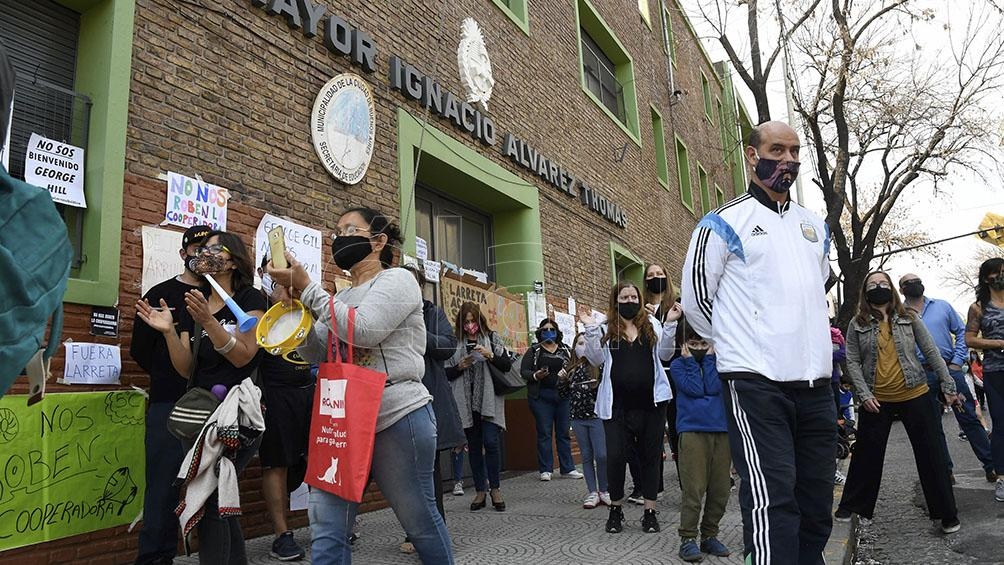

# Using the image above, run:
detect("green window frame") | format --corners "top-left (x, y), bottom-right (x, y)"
top-left (661, 5), bottom-right (676, 64)
top-left (55, 0), bottom-right (135, 306)
top-left (651, 105), bottom-right (669, 188)
top-left (609, 241), bottom-right (645, 288)
top-left (701, 71), bottom-right (713, 122)
top-left (575, 0), bottom-right (641, 144)
top-left (697, 163), bottom-right (710, 214)
top-left (715, 183), bottom-right (725, 207)
top-left (490, 0), bottom-right (529, 35)
top-left (638, 0), bottom-right (652, 29)
top-left (675, 135), bottom-right (693, 213)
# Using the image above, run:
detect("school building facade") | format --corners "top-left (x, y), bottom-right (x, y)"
top-left (1, 0), bottom-right (751, 561)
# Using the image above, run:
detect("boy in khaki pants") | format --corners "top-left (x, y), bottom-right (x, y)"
top-left (670, 322), bottom-right (731, 562)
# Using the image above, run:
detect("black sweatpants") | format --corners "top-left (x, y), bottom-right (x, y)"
top-left (604, 403), bottom-right (666, 502)
top-left (837, 393), bottom-right (956, 521)
top-left (723, 375), bottom-right (836, 565)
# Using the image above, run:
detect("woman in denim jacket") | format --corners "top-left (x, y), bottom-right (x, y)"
top-left (835, 271), bottom-right (964, 534)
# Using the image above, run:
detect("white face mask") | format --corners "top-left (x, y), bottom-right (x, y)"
top-left (260, 273), bottom-right (275, 297)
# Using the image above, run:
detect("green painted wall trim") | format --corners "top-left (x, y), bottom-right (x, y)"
top-left (675, 134), bottom-right (694, 215)
top-left (491, 0), bottom-right (530, 36)
top-left (608, 241), bottom-right (644, 288)
top-left (59, 0), bottom-right (134, 306)
top-left (574, 0), bottom-right (642, 146)
top-left (396, 108), bottom-right (544, 295)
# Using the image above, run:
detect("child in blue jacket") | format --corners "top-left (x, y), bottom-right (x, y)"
top-left (669, 321), bottom-right (731, 562)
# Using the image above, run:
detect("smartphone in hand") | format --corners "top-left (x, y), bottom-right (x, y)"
top-left (268, 226), bottom-right (287, 269)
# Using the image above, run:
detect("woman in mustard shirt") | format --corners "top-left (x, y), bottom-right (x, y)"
top-left (835, 271), bottom-right (963, 534)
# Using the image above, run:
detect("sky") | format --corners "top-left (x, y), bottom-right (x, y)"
top-left (680, 0), bottom-right (1004, 316)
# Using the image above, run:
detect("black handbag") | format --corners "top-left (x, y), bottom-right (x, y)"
top-left (167, 321), bottom-right (219, 441)
top-left (487, 334), bottom-right (525, 396)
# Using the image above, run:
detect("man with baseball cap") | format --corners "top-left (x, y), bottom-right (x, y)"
top-left (131, 225), bottom-right (210, 564)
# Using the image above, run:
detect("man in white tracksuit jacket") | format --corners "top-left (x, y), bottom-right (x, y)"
top-left (681, 121), bottom-right (836, 565)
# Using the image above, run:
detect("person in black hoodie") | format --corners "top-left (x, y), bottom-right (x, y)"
top-left (130, 225), bottom-right (209, 565)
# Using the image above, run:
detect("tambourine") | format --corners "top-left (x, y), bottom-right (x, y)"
top-left (256, 300), bottom-right (312, 356)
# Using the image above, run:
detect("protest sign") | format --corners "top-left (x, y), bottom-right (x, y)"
top-left (0, 391), bottom-right (146, 550)
top-left (415, 237), bottom-right (428, 261)
top-left (553, 311), bottom-right (576, 348)
top-left (440, 272), bottom-right (528, 353)
top-left (24, 133), bottom-right (86, 208)
top-left (63, 344), bottom-right (121, 385)
top-left (140, 226), bottom-right (184, 296)
top-left (254, 214), bottom-right (322, 283)
top-left (163, 172), bottom-right (228, 230)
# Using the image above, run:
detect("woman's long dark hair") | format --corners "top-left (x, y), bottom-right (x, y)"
top-left (854, 270), bottom-right (910, 326)
top-left (603, 281), bottom-right (657, 346)
top-left (976, 258), bottom-right (1004, 308)
top-left (205, 230), bottom-right (254, 293)
top-left (342, 207), bottom-right (403, 268)
top-left (643, 263), bottom-right (675, 318)
top-left (454, 301), bottom-right (492, 339)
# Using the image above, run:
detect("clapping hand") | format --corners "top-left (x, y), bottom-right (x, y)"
top-left (184, 290), bottom-right (215, 326)
top-left (136, 298), bottom-right (175, 334)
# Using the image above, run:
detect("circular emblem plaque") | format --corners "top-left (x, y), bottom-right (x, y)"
top-left (311, 74), bottom-right (376, 185)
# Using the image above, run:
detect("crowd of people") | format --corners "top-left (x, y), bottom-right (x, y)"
top-left (127, 121), bottom-right (1002, 565)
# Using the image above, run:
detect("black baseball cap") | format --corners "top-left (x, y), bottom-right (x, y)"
top-left (182, 225), bottom-right (211, 249)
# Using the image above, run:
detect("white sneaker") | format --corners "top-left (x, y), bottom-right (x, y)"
top-left (583, 492), bottom-right (600, 509)
top-left (452, 482), bottom-right (464, 496)
top-left (996, 478), bottom-right (1004, 502)
top-left (540, 472), bottom-right (552, 481)
top-left (562, 470), bottom-right (584, 479)
top-left (834, 470), bottom-right (846, 485)
top-left (599, 492), bottom-right (612, 506)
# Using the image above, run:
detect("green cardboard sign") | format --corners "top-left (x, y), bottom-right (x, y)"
top-left (0, 391), bottom-right (146, 550)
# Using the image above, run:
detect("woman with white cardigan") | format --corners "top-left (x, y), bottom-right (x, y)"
top-left (580, 281), bottom-right (680, 534)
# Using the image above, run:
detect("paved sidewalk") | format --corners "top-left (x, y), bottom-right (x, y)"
top-left (178, 455), bottom-right (854, 564)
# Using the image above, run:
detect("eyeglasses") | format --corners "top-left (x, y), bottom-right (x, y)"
top-left (196, 244), bottom-right (231, 256)
top-left (332, 225), bottom-right (372, 238)
top-left (865, 281), bottom-right (891, 291)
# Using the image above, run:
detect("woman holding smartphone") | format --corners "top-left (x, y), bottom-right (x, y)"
top-left (446, 302), bottom-right (513, 511)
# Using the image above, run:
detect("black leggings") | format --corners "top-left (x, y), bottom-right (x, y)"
top-left (605, 404), bottom-right (666, 502)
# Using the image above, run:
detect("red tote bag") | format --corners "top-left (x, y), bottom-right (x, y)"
top-left (305, 301), bottom-right (386, 502)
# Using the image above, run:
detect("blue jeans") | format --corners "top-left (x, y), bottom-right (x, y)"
top-left (452, 449), bottom-right (465, 482)
top-left (135, 402), bottom-right (185, 565)
top-left (571, 418), bottom-right (607, 493)
top-left (465, 415), bottom-right (502, 491)
top-left (926, 367), bottom-right (994, 473)
top-left (983, 371), bottom-right (1004, 473)
top-left (308, 404), bottom-right (452, 565)
top-left (527, 388), bottom-right (575, 474)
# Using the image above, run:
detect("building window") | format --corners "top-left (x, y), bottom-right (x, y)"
top-left (661, 5), bottom-right (676, 64)
top-left (576, 0), bottom-right (641, 143)
top-left (609, 241), bottom-right (644, 288)
top-left (698, 163), bottom-right (711, 215)
top-left (638, 0), bottom-right (651, 29)
top-left (716, 184), bottom-right (725, 207)
top-left (491, 0), bottom-right (529, 35)
top-left (675, 135), bottom-right (693, 213)
top-left (651, 106), bottom-right (669, 188)
top-left (701, 72), bottom-right (713, 121)
top-left (3, 0), bottom-right (134, 306)
top-left (415, 187), bottom-right (495, 303)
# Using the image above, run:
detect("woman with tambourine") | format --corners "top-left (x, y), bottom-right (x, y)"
top-left (267, 207), bottom-right (453, 565)
top-left (135, 230), bottom-right (266, 564)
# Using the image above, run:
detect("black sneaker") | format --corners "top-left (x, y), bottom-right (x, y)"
top-left (626, 490), bottom-right (644, 505)
top-left (941, 517), bottom-right (961, 534)
top-left (605, 505), bottom-right (625, 533)
top-left (271, 530), bottom-right (305, 561)
top-left (641, 509), bottom-right (660, 533)
top-left (834, 507), bottom-right (852, 522)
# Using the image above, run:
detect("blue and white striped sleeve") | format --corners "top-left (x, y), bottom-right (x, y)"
top-left (681, 214), bottom-right (735, 341)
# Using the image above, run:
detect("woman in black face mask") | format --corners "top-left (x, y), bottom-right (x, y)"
top-left (643, 263), bottom-right (683, 465)
top-left (520, 319), bottom-right (578, 482)
top-left (579, 281), bottom-right (677, 535)
top-left (267, 207), bottom-right (455, 565)
top-left (835, 270), bottom-right (963, 535)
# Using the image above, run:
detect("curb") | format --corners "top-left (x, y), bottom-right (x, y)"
top-left (824, 458), bottom-right (857, 565)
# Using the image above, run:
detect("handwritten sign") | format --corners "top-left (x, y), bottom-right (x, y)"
top-left (62, 344), bottom-right (121, 385)
top-left (423, 259), bottom-right (441, 283)
top-left (0, 391), bottom-right (146, 550)
top-left (553, 311), bottom-right (576, 347)
top-left (24, 133), bottom-right (86, 208)
top-left (254, 214), bottom-right (323, 284)
top-left (415, 237), bottom-right (428, 261)
top-left (440, 272), bottom-right (528, 353)
top-left (164, 172), bottom-right (228, 231)
top-left (141, 226), bottom-right (184, 297)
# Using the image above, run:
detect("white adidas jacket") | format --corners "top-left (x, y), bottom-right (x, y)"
top-left (681, 186), bottom-right (832, 383)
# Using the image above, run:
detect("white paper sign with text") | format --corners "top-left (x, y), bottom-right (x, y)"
top-left (255, 214), bottom-right (323, 284)
top-left (25, 133), bottom-right (86, 208)
top-left (63, 343), bottom-right (121, 385)
top-left (141, 226), bottom-right (184, 296)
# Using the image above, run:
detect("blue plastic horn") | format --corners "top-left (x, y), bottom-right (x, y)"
top-left (204, 274), bottom-right (259, 333)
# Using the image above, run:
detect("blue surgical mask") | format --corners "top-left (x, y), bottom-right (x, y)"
top-left (540, 329), bottom-right (557, 343)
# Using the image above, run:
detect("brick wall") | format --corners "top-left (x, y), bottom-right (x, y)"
top-left (5, 0), bottom-right (740, 560)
